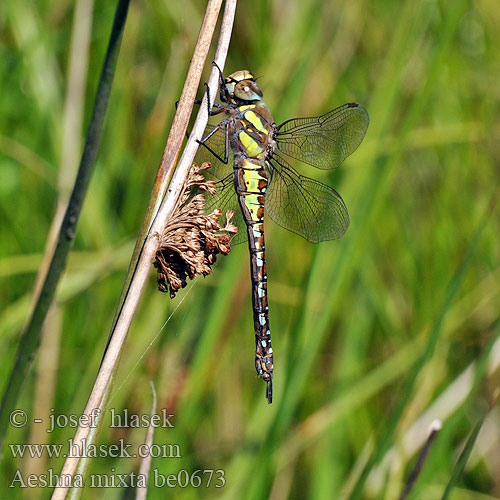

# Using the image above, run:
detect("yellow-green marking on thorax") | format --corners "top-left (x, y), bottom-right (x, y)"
top-left (238, 130), bottom-right (264, 158)
top-left (244, 110), bottom-right (269, 135)
top-left (239, 104), bottom-right (256, 112)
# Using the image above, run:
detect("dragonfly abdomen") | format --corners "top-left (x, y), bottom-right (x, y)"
top-left (234, 158), bottom-right (274, 402)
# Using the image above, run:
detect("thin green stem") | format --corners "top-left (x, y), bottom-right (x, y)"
top-left (0, 0), bottom-right (130, 452)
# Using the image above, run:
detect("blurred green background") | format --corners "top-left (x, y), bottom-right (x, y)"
top-left (1, 0), bottom-right (499, 498)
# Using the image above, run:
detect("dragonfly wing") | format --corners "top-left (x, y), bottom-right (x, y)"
top-left (194, 123), bottom-right (234, 182)
top-left (265, 153), bottom-right (349, 243)
top-left (204, 173), bottom-right (248, 246)
top-left (194, 124), bottom-right (247, 245)
top-left (275, 103), bottom-right (369, 170)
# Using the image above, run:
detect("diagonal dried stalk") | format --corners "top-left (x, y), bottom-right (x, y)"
top-left (51, 1), bottom-right (237, 498)
top-left (154, 162), bottom-right (237, 298)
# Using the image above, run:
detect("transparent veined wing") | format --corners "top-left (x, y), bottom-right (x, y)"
top-left (194, 123), bottom-right (248, 245)
top-left (265, 153), bottom-right (349, 243)
top-left (194, 123), bottom-right (233, 182)
top-left (275, 103), bottom-right (369, 170)
top-left (203, 172), bottom-right (248, 246)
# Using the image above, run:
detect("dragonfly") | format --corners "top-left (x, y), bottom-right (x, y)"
top-left (195, 67), bottom-right (369, 403)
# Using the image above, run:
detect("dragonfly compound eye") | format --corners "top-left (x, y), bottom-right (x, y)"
top-left (234, 80), bottom-right (263, 101)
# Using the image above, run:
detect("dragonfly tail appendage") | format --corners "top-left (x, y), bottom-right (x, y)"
top-left (266, 377), bottom-right (273, 404)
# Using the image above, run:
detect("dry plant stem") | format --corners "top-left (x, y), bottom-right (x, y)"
top-left (135, 382), bottom-right (157, 500)
top-left (110, 0), bottom-right (231, 329)
top-left (51, 1), bottom-right (236, 497)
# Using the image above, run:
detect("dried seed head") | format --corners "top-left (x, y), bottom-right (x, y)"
top-left (154, 162), bottom-right (238, 298)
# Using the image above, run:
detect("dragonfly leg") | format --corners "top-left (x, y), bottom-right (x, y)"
top-left (182, 97), bottom-right (226, 142)
top-left (197, 121), bottom-right (230, 164)
top-left (199, 82), bottom-right (226, 117)
top-left (204, 82), bottom-right (212, 115)
top-left (211, 61), bottom-right (228, 103)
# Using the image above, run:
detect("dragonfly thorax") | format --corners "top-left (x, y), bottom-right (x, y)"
top-left (224, 70), bottom-right (263, 104)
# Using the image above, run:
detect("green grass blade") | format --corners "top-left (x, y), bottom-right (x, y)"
top-left (348, 187), bottom-right (498, 500)
top-left (440, 417), bottom-right (485, 500)
top-left (0, 0), bottom-right (130, 451)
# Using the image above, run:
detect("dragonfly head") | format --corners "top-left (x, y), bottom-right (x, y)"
top-left (223, 70), bottom-right (263, 104)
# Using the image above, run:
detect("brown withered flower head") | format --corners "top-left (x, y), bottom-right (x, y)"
top-left (154, 162), bottom-right (238, 298)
